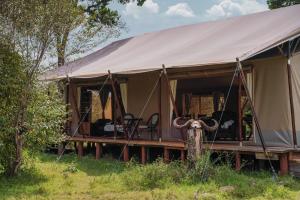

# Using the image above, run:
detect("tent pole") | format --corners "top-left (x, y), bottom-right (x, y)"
top-left (158, 75), bottom-right (162, 141)
top-left (162, 65), bottom-right (179, 117)
top-left (287, 41), bottom-right (297, 147)
top-left (108, 71), bottom-right (126, 139)
top-left (163, 65), bottom-right (185, 140)
top-left (238, 73), bottom-right (243, 142)
top-left (236, 58), bottom-right (267, 152)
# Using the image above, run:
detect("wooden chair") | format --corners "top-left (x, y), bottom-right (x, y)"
top-left (139, 113), bottom-right (159, 140)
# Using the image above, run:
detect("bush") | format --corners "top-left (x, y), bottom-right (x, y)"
top-left (122, 152), bottom-right (218, 190)
top-left (122, 158), bottom-right (185, 190)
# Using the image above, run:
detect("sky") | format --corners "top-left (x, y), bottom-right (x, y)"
top-left (106, 0), bottom-right (269, 44)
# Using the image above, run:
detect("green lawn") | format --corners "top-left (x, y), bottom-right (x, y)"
top-left (1, 153), bottom-right (300, 200)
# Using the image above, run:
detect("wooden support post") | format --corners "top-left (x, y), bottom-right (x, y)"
top-left (77, 142), bottom-right (83, 158)
top-left (279, 153), bottom-right (289, 176)
top-left (235, 152), bottom-right (241, 171)
top-left (238, 73), bottom-right (243, 141)
top-left (158, 75), bottom-right (162, 141)
top-left (123, 145), bottom-right (129, 162)
top-left (108, 71), bottom-right (126, 138)
top-left (180, 150), bottom-right (185, 161)
top-left (164, 147), bottom-right (170, 163)
top-left (95, 143), bottom-right (102, 160)
top-left (287, 56), bottom-right (297, 146)
top-left (141, 146), bottom-right (146, 164)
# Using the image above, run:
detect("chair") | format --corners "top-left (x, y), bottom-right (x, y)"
top-left (139, 113), bottom-right (159, 140)
top-left (205, 111), bottom-right (236, 141)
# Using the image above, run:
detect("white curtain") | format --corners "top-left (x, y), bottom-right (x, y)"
top-left (120, 83), bottom-right (128, 112)
top-left (246, 72), bottom-right (253, 98)
top-left (169, 80), bottom-right (177, 125)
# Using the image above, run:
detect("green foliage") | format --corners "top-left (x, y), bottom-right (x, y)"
top-left (1, 153), bottom-right (300, 199)
top-left (123, 158), bottom-right (185, 190)
top-left (267, 0), bottom-right (300, 9)
top-left (0, 44), bottom-right (66, 175)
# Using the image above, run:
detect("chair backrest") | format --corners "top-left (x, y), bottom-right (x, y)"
top-left (147, 113), bottom-right (159, 128)
top-left (124, 113), bottom-right (134, 125)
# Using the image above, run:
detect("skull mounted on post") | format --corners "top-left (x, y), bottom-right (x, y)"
top-left (173, 117), bottom-right (218, 167)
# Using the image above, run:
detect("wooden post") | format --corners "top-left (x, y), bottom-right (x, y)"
top-left (77, 142), bottom-right (83, 158)
top-left (95, 143), bottom-right (102, 160)
top-left (279, 153), bottom-right (289, 176)
top-left (141, 146), bottom-right (146, 164)
top-left (238, 73), bottom-right (243, 141)
top-left (180, 150), bottom-right (185, 161)
top-left (287, 56), bottom-right (297, 146)
top-left (235, 152), bottom-right (241, 171)
top-left (158, 75), bottom-right (162, 140)
top-left (164, 147), bottom-right (170, 163)
top-left (123, 145), bottom-right (129, 162)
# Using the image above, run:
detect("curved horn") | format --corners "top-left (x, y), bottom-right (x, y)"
top-left (173, 117), bottom-right (194, 129)
top-left (198, 119), bottom-right (219, 132)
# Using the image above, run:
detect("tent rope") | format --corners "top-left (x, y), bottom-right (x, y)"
top-left (56, 75), bottom-right (110, 161)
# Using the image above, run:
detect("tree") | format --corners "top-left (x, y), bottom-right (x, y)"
top-left (0, 1), bottom-right (68, 176)
top-left (267, 0), bottom-right (300, 9)
top-left (53, 0), bottom-right (146, 67)
top-left (0, 44), bottom-right (66, 176)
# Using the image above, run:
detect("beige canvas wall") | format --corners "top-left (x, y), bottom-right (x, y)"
top-left (127, 72), bottom-right (160, 124)
top-left (253, 56), bottom-right (293, 147)
top-left (291, 52), bottom-right (300, 147)
top-left (126, 71), bottom-right (181, 140)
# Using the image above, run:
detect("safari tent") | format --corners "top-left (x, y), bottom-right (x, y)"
top-left (43, 5), bottom-right (300, 175)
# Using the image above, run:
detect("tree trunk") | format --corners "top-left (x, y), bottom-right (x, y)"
top-left (56, 30), bottom-right (70, 67)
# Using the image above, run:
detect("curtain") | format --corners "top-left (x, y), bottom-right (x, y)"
top-left (169, 80), bottom-right (177, 125)
top-left (247, 72), bottom-right (253, 99)
top-left (120, 83), bottom-right (127, 113)
top-left (99, 89), bottom-right (110, 119)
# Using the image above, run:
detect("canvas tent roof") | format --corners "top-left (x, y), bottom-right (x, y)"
top-left (43, 5), bottom-right (300, 80)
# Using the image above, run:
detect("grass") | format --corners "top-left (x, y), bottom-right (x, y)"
top-left (1, 153), bottom-right (300, 200)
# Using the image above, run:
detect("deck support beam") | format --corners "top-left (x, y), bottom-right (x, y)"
top-left (77, 142), bottom-right (83, 158)
top-left (279, 153), bottom-right (289, 176)
top-left (141, 146), bottom-right (147, 164)
top-left (235, 152), bottom-right (241, 171)
top-left (180, 150), bottom-right (185, 161)
top-left (123, 145), bottom-right (129, 162)
top-left (164, 147), bottom-right (170, 163)
top-left (95, 143), bottom-right (102, 160)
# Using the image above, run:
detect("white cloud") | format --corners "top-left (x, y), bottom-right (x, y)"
top-left (166, 3), bottom-right (195, 18)
top-left (124, 0), bottom-right (159, 19)
top-left (206, 0), bottom-right (268, 19)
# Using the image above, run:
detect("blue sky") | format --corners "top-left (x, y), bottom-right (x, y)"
top-left (109, 0), bottom-right (268, 41)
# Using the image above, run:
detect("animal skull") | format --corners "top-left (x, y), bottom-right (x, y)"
top-left (173, 117), bottom-right (219, 164)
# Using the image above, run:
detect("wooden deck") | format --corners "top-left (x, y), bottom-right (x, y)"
top-left (67, 136), bottom-right (293, 153)
top-left (65, 136), bottom-right (299, 175)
